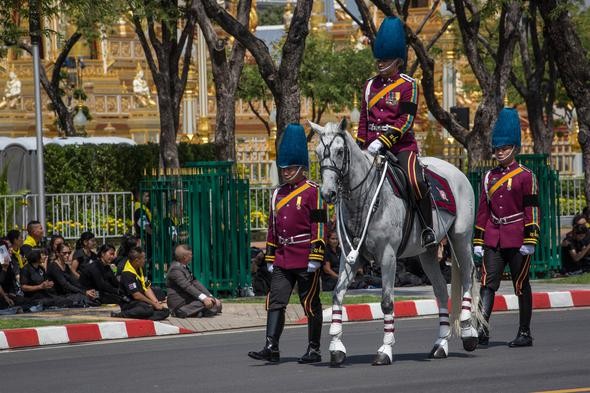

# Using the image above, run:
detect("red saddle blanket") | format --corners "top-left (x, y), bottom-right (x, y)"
top-left (385, 165), bottom-right (456, 216)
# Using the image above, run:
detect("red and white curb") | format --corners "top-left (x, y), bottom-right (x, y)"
top-left (297, 290), bottom-right (590, 324)
top-left (0, 320), bottom-right (194, 350)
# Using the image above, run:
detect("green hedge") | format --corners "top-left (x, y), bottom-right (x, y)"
top-left (44, 143), bottom-right (215, 193)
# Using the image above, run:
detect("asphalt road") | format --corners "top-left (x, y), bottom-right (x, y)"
top-left (1, 309), bottom-right (589, 393)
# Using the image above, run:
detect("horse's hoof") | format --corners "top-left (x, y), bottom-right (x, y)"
top-left (428, 344), bottom-right (448, 359)
top-left (330, 350), bottom-right (346, 367)
top-left (462, 336), bottom-right (478, 352)
top-left (371, 352), bottom-right (392, 366)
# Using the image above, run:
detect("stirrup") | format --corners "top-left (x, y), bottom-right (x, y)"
top-left (421, 228), bottom-right (436, 248)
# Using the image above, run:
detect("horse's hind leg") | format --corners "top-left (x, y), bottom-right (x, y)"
top-left (329, 254), bottom-right (359, 367)
top-left (418, 247), bottom-right (451, 359)
top-left (372, 245), bottom-right (396, 366)
top-left (448, 232), bottom-right (479, 351)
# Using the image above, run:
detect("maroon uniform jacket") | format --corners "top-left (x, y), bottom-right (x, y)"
top-left (474, 161), bottom-right (540, 249)
top-left (265, 178), bottom-right (327, 270)
top-left (356, 73), bottom-right (419, 154)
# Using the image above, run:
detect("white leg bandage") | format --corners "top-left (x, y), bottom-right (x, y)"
top-left (438, 308), bottom-right (451, 339)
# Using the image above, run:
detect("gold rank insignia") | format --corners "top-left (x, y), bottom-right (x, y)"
top-left (296, 196), bottom-right (302, 210)
top-left (507, 178), bottom-right (512, 191)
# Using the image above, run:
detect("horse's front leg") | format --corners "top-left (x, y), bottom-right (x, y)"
top-left (329, 253), bottom-right (359, 367)
top-left (372, 245), bottom-right (396, 366)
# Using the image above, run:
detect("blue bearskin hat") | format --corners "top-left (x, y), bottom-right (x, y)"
top-left (491, 108), bottom-right (521, 149)
top-left (372, 16), bottom-right (407, 62)
top-left (277, 123), bottom-right (309, 169)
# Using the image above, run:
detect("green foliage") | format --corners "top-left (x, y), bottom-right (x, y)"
top-left (258, 4), bottom-right (284, 26)
top-left (44, 143), bottom-right (215, 193)
top-left (300, 33), bottom-right (374, 121)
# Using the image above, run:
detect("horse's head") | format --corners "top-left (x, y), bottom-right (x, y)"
top-left (309, 119), bottom-right (349, 204)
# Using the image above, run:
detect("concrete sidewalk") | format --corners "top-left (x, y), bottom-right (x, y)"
top-left (1, 281), bottom-right (589, 350)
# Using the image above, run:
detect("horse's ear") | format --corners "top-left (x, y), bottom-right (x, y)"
top-left (308, 121), bottom-right (324, 135)
top-left (337, 118), bottom-right (347, 134)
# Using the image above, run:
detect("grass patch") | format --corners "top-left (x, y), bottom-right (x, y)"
top-left (225, 293), bottom-right (416, 305)
top-left (0, 319), bottom-right (101, 330)
top-left (539, 273), bottom-right (590, 285)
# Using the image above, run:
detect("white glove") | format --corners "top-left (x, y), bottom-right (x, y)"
top-left (473, 246), bottom-right (484, 258)
top-left (307, 260), bottom-right (321, 273)
top-left (367, 139), bottom-right (384, 155)
top-left (267, 263), bottom-right (274, 273)
top-left (519, 244), bottom-right (535, 255)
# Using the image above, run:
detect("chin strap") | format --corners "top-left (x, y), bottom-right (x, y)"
top-left (283, 166), bottom-right (303, 182)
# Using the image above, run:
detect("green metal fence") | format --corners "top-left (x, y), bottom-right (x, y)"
top-left (467, 154), bottom-right (561, 278)
top-left (140, 162), bottom-right (251, 296)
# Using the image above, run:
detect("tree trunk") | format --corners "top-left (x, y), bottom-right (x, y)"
top-left (538, 0), bottom-right (590, 201)
top-left (214, 88), bottom-right (237, 161)
top-left (526, 96), bottom-right (553, 155)
top-left (158, 85), bottom-right (180, 168)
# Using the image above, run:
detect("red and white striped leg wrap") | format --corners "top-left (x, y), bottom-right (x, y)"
top-left (438, 308), bottom-right (451, 338)
top-left (383, 314), bottom-right (395, 345)
top-left (331, 308), bottom-right (343, 325)
top-left (460, 293), bottom-right (473, 322)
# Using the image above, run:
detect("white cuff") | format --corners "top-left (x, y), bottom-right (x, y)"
top-left (198, 294), bottom-right (208, 301)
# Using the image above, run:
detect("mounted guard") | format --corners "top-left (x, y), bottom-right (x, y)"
top-left (473, 108), bottom-right (540, 347)
top-left (248, 123), bottom-right (327, 364)
top-left (356, 16), bottom-right (435, 247)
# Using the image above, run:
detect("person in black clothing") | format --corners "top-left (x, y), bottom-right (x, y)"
top-left (322, 231), bottom-right (341, 292)
top-left (47, 243), bottom-right (99, 306)
top-left (250, 247), bottom-right (271, 296)
top-left (20, 249), bottom-right (73, 308)
top-left (115, 234), bottom-right (141, 277)
top-left (72, 231), bottom-right (97, 279)
top-left (115, 247), bottom-right (169, 320)
top-left (561, 224), bottom-right (590, 274)
top-left (80, 244), bottom-right (122, 305)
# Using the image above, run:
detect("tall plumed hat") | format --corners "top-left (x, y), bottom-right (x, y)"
top-left (491, 108), bottom-right (521, 149)
top-left (372, 16), bottom-right (407, 62)
top-left (277, 123), bottom-right (309, 168)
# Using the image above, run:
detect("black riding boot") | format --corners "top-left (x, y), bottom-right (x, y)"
top-left (478, 286), bottom-right (495, 346)
top-left (298, 312), bottom-right (322, 364)
top-left (509, 290), bottom-right (533, 347)
top-left (248, 309), bottom-right (285, 362)
top-left (418, 196), bottom-right (436, 247)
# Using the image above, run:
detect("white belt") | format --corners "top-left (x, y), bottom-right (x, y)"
top-left (278, 233), bottom-right (311, 245)
top-left (491, 212), bottom-right (523, 225)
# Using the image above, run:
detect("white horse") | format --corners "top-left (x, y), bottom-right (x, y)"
top-left (310, 120), bottom-right (482, 366)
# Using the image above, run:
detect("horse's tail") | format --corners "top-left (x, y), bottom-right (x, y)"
top-left (450, 255), bottom-right (462, 336)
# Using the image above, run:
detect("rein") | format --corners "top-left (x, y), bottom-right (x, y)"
top-left (318, 132), bottom-right (387, 264)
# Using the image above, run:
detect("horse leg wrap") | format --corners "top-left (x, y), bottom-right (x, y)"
top-left (429, 337), bottom-right (449, 359)
top-left (330, 307), bottom-right (343, 336)
top-left (460, 293), bottom-right (472, 322)
top-left (460, 320), bottom-right (478, 352)
top-left (329, 334), bottom-right (346, 354)
top-left (438, 308), bottom-right (451, 339)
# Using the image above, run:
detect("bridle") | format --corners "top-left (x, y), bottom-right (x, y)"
top-left (317, 131), bottom-right (378, 199)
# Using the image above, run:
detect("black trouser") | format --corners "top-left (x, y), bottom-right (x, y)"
top-left (120, 300), bottom-right (170, 321)
top-left (481, 247), bottom-right (533, 330)
top-left (397, 150), bottom-right (432, 229)
top-left (268, 267), bottom-right (322, 346)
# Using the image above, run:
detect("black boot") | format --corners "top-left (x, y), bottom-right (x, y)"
top-left (478, 286), bottom-right (495, 346)
top-left (298, 313), bottom-right (322, 364)
top-left (508, 327), bottom-right (533, 347)
top-left (417, 196), bottom-right (436, 248)
top-left (248, 309), bottom-right (284, 362)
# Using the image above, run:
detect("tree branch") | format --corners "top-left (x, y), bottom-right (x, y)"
top-left (408, 16), bottom-right (455, 76)
top-left (132, 15), bottom-right (160, 79)
top-left (51, 31), bottom-right (82, 89)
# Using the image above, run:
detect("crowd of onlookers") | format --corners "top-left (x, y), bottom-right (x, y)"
top-left (561, 207), bottom-right (590, 276)
top-left (0, 218), bottom-right (222, 321)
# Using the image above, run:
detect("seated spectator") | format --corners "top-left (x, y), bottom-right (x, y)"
top-left (167, 244), bottom-right (221, 318)
top-left (47, 243), bottom-right (99, 306)
top-left (115, 234), bottom-right (141, 277)
top-left (561, 224), bottom-right (590, 274)
top-left (20, 249), bottom-right (73, 308)
top-left (21, 220), bottom-right (44, 261)
top-left (6, 229), bottom-right (25, 270)
top-left (251, 247), bottom-right (271, 296)
top-left (48, 234), bottom-right (65, 265)
top-left (72, 231), bottom-right (97, 279)
top-left (322, 231), bottom-right (341, 292)
top-left (79, 244), bottom-right (122, 305)
top-left (115, 247), bottom-right (169, 320)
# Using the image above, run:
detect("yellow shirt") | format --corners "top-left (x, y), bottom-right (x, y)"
top-left (122, 260), bottom-right (148, 292)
